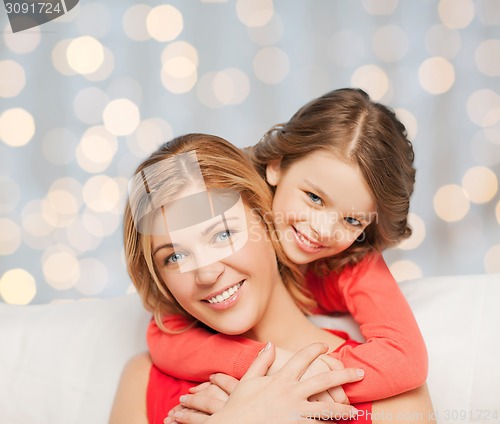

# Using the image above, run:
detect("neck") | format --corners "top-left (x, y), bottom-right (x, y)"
top-left (242, 276), bottom-right (341, 352)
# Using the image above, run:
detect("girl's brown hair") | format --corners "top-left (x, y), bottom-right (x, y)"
top-left (249, 88), bottom-right (416, 273)
top-left (124, 133), bottom-right (315, 331)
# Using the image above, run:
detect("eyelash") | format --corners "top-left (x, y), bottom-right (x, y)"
top-left (162, 229), bottom-right (239, 267)
top-left (306, 191), bottom-right (323, 206)
top-left (344, 216), bottom-right (362, 227)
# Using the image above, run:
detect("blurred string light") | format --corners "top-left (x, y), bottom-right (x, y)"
top-left (433, 185), bottom-right (470, 222)
top-left (461, 166), bottom-right (498, 203)
top-left (395, 108), bottom-right (418, 141)
top-left (102, 98), bottom-right (141, 136)
top-left (161, 41), bottom-right (199, 94)
top-left (236, 0), bottom-right (274, 27)
top-left (466, 89), bottom-right (500, 127)
top-left (351, 65), bottom-right (389, 101)
top-left (127, 118), bottom-right (173, 157)
top-left (475, 40), bottom-right (500, 77)
top-left (76, 126), bottom-right (118, 173)
top-left (397, 213), bottom-right (426, 250)
top-left (0, 268), bottom-right (36, 305)
top-left (122, 4), bottom-right (151, 41)
top-left (0, 108), bottom-right (35, 147)
top-left (418, 57), bottom-right (455, 94)
top-left (197, 69), bottom-right (251, 108)
top-left (0, 60), bottom-right (26, 98)
top-left (42, 246), bottom-right (80, 290)
top-left (438, 0), bottom-right (475, 29)
top-left (146, 4), bottom-right (183, 42)
top-left (389, 260), bottom-right (423, 282)
top-left (3, 22), bottom-right (41, 53)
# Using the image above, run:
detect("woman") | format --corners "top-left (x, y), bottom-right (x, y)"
top-left (110, 133), bottom-right (434, 424)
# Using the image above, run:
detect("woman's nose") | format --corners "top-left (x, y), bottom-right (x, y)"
top-left (194, 260), bottom-right (225, 286)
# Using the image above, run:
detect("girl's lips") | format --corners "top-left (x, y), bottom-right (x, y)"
top-left (292, 227), bottom-right (325, 254)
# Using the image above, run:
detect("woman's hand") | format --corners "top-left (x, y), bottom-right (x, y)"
top-left (167, 342), bottom-right (364, 424)
top-left (271, 346), bottom-right (350, 405)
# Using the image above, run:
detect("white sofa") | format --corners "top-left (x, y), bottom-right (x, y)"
top-left (1, 274), bottom-right (499, 424)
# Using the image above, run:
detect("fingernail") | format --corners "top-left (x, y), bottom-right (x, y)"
top-left (351, 407), bottom-right (359, 417)
top-left (174, 411), bottom-right (184, 418)
top-left (179, 394), bottom-right (188, 403)
top-left (259, 341), bottom-right (272, 354)
top-left (356, 368), bottom-right (365, 377)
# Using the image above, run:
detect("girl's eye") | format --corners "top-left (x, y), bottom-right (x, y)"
top-left (307, 192), bottom-right (323, 205)
top-left (164, 252), bottom-right (186, 266)
top-left (344, 216), bottom-right (362, 227)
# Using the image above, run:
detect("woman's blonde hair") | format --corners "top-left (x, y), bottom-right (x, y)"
top-left (124, 133), bottom-right (315, 331)
top-left (248, 88), bottom-right (416, 274)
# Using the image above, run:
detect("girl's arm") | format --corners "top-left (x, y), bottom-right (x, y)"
top-left (308, 253), bottom-right (428, 404)
top-left (147, 315), bottom-right (264, 382)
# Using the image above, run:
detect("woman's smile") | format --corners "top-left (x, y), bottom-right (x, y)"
top-left (203, 280), bottom-right (245, 310)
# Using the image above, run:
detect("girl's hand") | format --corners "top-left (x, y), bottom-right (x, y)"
top-left (164, 379), bottom-right (231, 424)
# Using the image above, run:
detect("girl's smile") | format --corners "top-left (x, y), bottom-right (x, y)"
top-left (266, 150), bottom-right (376, 265)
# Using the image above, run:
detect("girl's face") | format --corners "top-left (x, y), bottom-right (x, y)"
top-left (266, 150), bottom-right (376, 265)
top-left (151, 199), bottom-right (281, 336)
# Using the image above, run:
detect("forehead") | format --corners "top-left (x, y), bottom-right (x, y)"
top-left (290, 150), bottom-right (375, 212)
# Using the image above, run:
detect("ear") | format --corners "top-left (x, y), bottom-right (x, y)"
top-left (266, 159), bottom-right (282, 186)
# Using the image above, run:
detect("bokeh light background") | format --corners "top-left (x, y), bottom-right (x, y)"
top-left (1, 0), bottom-right (499, 305)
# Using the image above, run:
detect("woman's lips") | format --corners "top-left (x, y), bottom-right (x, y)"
top-left (203, 281), bottom-right (244, 310)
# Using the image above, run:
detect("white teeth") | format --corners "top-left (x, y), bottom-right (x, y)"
top-left (207, 282), bottom-right (242, 304)
top-left (297, 232), bottom-right (319, 248)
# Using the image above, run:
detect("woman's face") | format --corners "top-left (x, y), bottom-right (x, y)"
top-left (151, 193), bottom-right (281, 336)
top-left (266, 150), bottom-right (376, 265)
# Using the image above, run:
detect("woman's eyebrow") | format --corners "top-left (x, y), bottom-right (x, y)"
top-left (153, 242), bottom-right (175, 256)
top-left (201, 215), bottom-right (242, 237)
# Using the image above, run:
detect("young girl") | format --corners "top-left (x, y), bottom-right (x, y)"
top-left (110, 133), bottom-right (434, 424)
top-left (147, 88), bottom-right (428, 405)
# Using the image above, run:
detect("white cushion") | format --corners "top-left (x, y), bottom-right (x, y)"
top-left (0, 294), bottom-right (150, 424)
top-left (0, 274), bottom-right (499, 424)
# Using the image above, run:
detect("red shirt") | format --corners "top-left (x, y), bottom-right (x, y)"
top-left (147, 330), bottom-right (373, 424)
top-left (148, 253), bottom-right (428, 403)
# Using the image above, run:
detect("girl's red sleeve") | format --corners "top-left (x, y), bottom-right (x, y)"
top-left (308, 253), bottom-right (428, 403)
top-left (147, 314), bottom-right (264, 382)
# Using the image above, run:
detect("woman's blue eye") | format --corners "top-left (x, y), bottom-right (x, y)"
top-left (307, 192), bottom-right (323, 205)
top-left (165, 252), bottom-right (186, 266)
top-left (214, 230), bottom-right (232, 243)
top-left (345, 216), bottom-right (361, 227)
